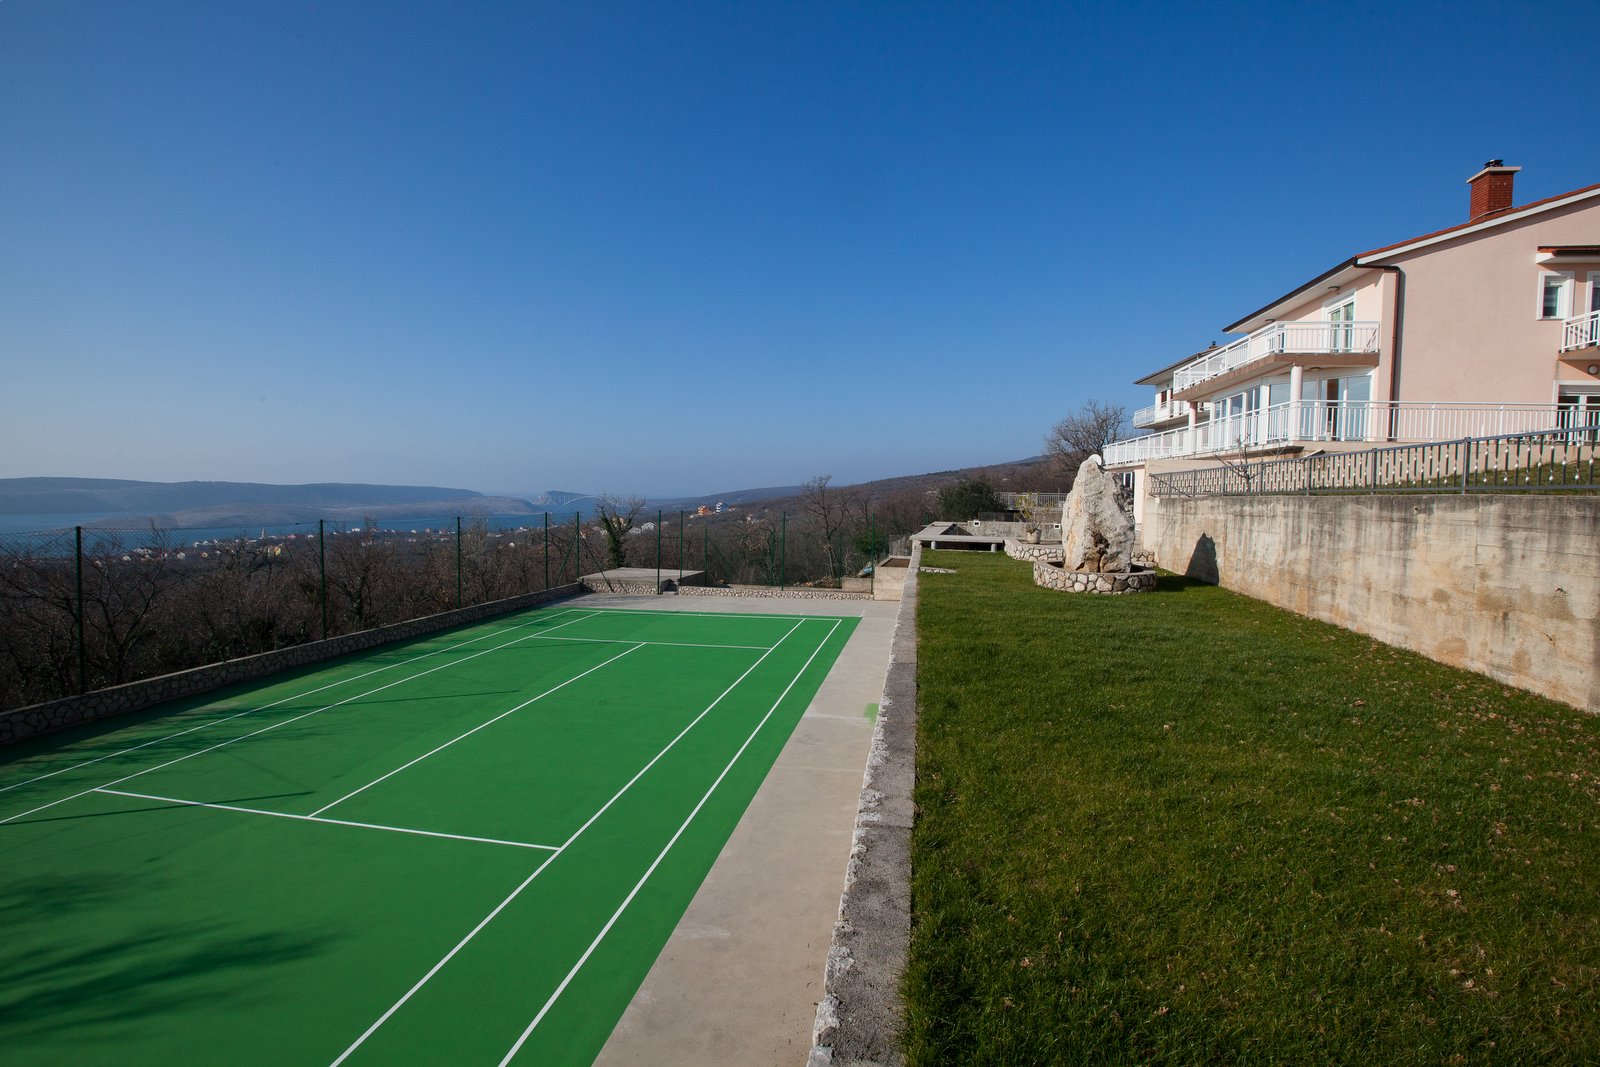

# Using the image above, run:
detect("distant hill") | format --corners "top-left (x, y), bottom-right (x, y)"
top-left (652, 458), bottom-right (1065, 514)
top-left (1, 458), bottom-right (1066, 532)
top-left (0, 478), bottom-right (542, 529)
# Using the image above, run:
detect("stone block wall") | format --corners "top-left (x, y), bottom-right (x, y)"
top-left (0, 584), bottom-right (586, 746)
top-left (1141, 493), bottom-right (1600, 713)
top-left (1005, 538), bottom-right (1064, 562)
top-left (677, 585), bottom-right (871, 602)
top-left (1033, 561), bottom-right (1158, 595)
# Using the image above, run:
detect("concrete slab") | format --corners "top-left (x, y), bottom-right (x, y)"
top-left (581, 567), bottom-right (707, 594)
top-left (589, 592), bottom-right (899, 1067)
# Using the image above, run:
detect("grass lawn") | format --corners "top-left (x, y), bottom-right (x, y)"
top-left (904, 551), bottom-right (1598, 1065)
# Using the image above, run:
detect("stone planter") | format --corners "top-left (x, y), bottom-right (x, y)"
top-left (1033, 561), bottom-right (1157, 595)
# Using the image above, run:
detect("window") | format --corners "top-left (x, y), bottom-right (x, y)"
top-left (1325, 296), bottom-right (1356, 351)
top-left (1540, 272), bottom-right (1574, 319)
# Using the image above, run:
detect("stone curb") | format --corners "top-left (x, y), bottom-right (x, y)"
top-left (0, 584), bottom-right (586, 746)
top-left (807, 543), bottom-right (920, 1066)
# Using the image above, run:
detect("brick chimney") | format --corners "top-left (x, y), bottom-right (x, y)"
top-left (1467, 160), bottom-right (1520, 220)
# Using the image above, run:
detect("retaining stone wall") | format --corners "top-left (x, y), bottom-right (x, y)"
top-left (0, 584), bottom-right (585, 746)
top-left (1141, 493), bottom-right (1600, 712)
top-left (581, 578), bottom-right (664, 595)
top-left (679, 585), bottom-right (872, 601)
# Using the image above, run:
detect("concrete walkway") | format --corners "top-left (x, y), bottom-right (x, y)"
top-left (588, 593), bottom-right (900, 1066)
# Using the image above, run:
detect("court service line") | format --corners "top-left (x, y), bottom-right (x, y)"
top-left (328, 616), bottom-right (814, 1067)
top-left (498, 617), bottom-right (844, 1063)
top-left (0, 610), bottom-right (602, 826)
top-left (0, 606), bottom-right (588, 800)
top-left (93, 788), bottom-right (559, 851)
top-left (309, 642), bottom-right (645, 818)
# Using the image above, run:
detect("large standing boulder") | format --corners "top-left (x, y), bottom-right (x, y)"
top-left (1060, 455), bottom-right (1135, 573)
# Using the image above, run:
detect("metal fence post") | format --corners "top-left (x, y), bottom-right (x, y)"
top-left (1461, 437), bottom-right (1471, 493)
top-left (655, 509), bottom-right (662, 593)
top-left (870, 513), bottom-right (876, 597)
top-left (318, 518), bottom-right (328, 640)
top-left (780, 513), bottom-right (787, 589)
top-left (678, 510), bottom-right (684, 580)
top-left (74, 526), bottom-right (86, 694)
top-left (543, 512), bottom-right (550, 590)
top-left (455, 516), bottom-right (463, 608)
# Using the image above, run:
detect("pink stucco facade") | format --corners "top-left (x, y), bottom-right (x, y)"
top-left (1115, 165), bottom-right (1600, 477)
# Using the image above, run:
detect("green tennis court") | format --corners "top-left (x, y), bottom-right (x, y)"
top-left (0, 602), bottom-right (857, 1065)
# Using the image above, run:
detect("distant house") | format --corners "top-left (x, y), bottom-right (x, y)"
top-left (1107, 162), bottom-right (1600, 519)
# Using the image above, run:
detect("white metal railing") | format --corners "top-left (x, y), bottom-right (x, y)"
top-left (1170, 320), bottom-right (1382, 391)
top-left (1103, 401), bottom-right (1576, 466)
top-left (1562, 309), bottom-right (1600, 352)
top-left (1132, 399), bottom-right (1192, 428)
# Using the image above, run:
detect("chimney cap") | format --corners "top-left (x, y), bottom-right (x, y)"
top-left (1467, 160), bottom-right (1521, 185)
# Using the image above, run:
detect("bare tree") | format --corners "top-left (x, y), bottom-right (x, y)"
top-left (798, 475), bottom-right (861, 581)
top-left (593, 493), bottom-right (646, 570)
top-left (1044, 400), bottom-right (1130, 481)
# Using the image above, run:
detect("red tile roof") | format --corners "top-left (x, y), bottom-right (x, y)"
top-left (1358, 182), bottom-right (1600, 259)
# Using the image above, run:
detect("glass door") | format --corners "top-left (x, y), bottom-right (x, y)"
top-left (1326, 299), bottom-right (1355, 352)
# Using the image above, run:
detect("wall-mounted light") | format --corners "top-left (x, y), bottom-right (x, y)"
top-left (1589, 364), bottom-right (1599, 375)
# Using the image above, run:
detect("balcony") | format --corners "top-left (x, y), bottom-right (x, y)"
top-left (1562, 309), bottom-right (1600, 352)
top-left (1132, 398), bottom-right (1192, 428)
top-left (1171, 320), bottom-right (1383, 393)
top-left (1104, 401), bottom-right (1581, 467)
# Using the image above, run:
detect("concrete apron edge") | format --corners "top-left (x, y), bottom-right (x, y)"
top-left (807, 544), bottom-right (921, 1067)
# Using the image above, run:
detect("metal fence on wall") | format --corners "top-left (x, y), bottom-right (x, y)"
top-left (1149, 427), bottom-right (1600, 498)
top-left (0, 507), bottom-right (897, 713)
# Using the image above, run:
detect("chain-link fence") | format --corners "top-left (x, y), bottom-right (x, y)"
top-left (0, 505), bottom-right (921, 712)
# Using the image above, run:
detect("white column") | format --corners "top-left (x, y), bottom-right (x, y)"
top-left (1288, 364), bottom-right (1304, 444)
top-left (1256, 382), bottom-right (1272, 445)
top-left (1186, 403), bottom-right (1198, 453)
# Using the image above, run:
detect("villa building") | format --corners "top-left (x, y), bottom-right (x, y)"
top-left (1107, 162), bottom-right (1600, 520)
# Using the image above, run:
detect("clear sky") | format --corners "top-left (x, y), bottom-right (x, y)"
top-left (4, 1), bottom-right (1598, 498)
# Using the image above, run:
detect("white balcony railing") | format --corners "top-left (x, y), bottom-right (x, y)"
top-left (1103, 401), bottom-right (1579, 466)
top-left (1132, 399), bottom-right (1192, 428)
top-left (1170, 320), bottom-right (1382, 392)
top-left (1562, 309), bottom-right (1600, 352)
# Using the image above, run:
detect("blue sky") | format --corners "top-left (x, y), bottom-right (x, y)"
top-left (4, 1), bottom-right (1598, 498)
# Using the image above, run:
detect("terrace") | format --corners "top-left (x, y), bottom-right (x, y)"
top-left (1105, 400), bottom-right (1585, 466)
top-left (1171, 319), bottom-right (1382, 394)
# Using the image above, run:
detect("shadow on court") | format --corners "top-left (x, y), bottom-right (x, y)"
top-left (0, 871), bottom-right (339, 1044)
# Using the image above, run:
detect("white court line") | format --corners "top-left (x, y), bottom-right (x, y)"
top-left (0, 607), bottom-right (587, 799)
top-left (309, 642), bottom-right (645, 818)
top-left (328, 616), bottom-right (813, 1067)
top-left (498, 617), bottom-right (844, 1063)
top-left (94, 788), bottom-right (559, 851)
top-left (525, 634), bottom-right (772, 651)
top-left (0, 611), bottom-right (601, 826)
